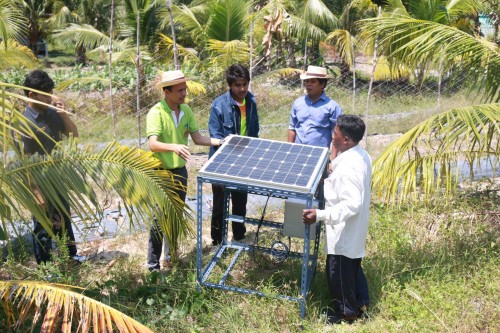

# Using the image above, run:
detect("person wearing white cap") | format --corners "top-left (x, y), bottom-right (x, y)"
top-left (146, 70), bottom-right (222, 271)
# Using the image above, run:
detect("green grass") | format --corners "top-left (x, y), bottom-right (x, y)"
top-left (1, 184), bottom-right (498, 332)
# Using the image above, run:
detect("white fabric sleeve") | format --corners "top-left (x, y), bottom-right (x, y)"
top-left (318, 168), bottom-right (363, 225)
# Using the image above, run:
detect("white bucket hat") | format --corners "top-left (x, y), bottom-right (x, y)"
top-left (156, 70), bottom-right (190, 89)
top-left (300, 65), bottom-right (333, 80)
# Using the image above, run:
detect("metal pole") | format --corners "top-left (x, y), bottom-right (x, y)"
top-left (249, 15), bottom-right (253, 91)
top-left (109, 0), bottom-right (116, 139)
top-left (352, 38), bottom-right (356, 114)
top-left (437, 46), bottom-right (444, 112)
top-left (248, 17), bottom-right (253, 91)
top-left (364, 6), bottom-right (381, 149)
top-left (302, 36), bottom-right (308, 90)
top-left (136, 9), bottom-right (141, 148)
top-left (167, 0), bottom-right (179, 69)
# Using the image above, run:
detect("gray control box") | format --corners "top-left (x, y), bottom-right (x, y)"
top-left (283, 198), bottom-right (318, 239)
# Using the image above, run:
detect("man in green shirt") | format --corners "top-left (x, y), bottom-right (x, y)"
top-left (146, 70), bottom-right (221, 271)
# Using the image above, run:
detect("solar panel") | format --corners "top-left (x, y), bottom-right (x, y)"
top-left (199, 136), bottom-right (329, 193)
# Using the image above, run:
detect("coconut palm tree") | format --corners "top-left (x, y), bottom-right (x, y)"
top-left (0, 0), bottom-right (26, 44)
top-left (286, 0), bottom-right (339, 68)
top-left (325, 0), bottom-right (378, 79)
top-left (376, 0), bottom-right (481, 88)
top-left (156, 0), bottom-right (252, 89)
top-left (0, 0), bottom-right (39, 70)
top-left (360, 15), bottom-right (500, 204)
top-left (45, 0), bottom-right (116, 64)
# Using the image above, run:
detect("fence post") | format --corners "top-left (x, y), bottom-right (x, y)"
top-left (167, 0), bottom-right (179, 70)
top-left (109, 0), bottom-right (116, 139)
top-left (365, 6), bottom-right (381, 149)
top-left (136, 9), bottom-right (141, 148)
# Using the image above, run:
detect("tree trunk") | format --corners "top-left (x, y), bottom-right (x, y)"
top-left (285, 33), bottom-right (296, 68)
top-left (76, 44), bottom-right (87, 65)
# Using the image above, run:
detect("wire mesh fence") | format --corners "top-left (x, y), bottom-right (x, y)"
top-left (63, 50), bottom-right (475, 152)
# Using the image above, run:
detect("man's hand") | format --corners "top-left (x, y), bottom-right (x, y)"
top-left (52, 97), bottom-right (65, 109)
top-left (173, 144), bottom-right (191, 160)
top-left (52, 212), bottom-right (63, 230)
top-left (302, 209), bottom-right (317, 225)
top-left (52, 96), bottom-right (68, 116)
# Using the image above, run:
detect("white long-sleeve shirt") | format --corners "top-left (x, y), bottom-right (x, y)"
top-left (316, 145), bottom-right (372, 258)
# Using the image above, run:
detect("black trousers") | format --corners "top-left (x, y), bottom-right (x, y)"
top-left (210, 184), bottom-right (247, 245)
top-left (147, 166), bottom-right (187, 270)
top-left (33, 198), bottom-right (77, 264)
top-left (326, 254), bottom-right (369, 318)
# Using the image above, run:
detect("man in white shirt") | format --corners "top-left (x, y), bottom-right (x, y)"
top-left (303, 115), bottom-right (372, 324)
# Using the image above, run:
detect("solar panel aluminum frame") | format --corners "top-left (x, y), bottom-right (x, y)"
top-left (196, 136), bottom-right (329, 319)
top-left (198, 136), bottom-right (330, 194)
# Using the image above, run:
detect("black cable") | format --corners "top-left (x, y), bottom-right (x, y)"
top-left (252, 195), bottom-right (291, 270)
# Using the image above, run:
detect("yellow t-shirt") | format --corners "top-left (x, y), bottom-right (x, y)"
top-left (236, 99), bottom-right (247, 136)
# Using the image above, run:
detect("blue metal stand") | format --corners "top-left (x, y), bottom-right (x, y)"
top-left (196, 177), bottom-right (323, 318)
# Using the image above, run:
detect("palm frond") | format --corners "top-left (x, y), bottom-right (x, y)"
top-left (156, 33), bottom-right (200, 65)
top-left (373, 56), bottom-right (411, 81)
top-left (1, 83), bottom-right (193, 255)
top-left (51, 24), bottom-right (111, 49)
top-left (0, 280), bottom-right (154, 332)
top-left (45, 5), bottom-right (79, 29)
top-left (0, 40), bottom-right (38, 70)
top-left (372, 103), bottom-right (500, 204)
top-left (111, 47), bottom-right (152, 64)
top-left (206, 0), bottom-right (251, 41)
top-left (206, 39), bottom-right (250, 69)
top-left (383, 0), bottom-right (410, 16)
top-left (359, 15), bottom-right (500, 102)
top-left (186, 81), bottom-right (206, 96)
top-left (325, 29), bottom-right (357, 69)
top-left (300, 0), bottom-right (339, 29)
top-left (0, 0), bottom-right (26, 43)
top-left (285, 15), bottom-right (327, 41)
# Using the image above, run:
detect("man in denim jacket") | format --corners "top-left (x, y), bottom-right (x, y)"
top-left (208, 64), bottom-right (259, 245)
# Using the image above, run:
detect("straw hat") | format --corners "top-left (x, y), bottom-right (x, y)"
top-left (156, 70), bottom-right (190, 89)
top-left (300, 65), bottom-right (333, 80)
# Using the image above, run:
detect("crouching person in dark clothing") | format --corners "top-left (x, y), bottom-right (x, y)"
top-left (21, 70), bottom-right (80, 264)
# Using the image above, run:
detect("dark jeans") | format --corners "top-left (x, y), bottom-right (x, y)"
top-left (33, 198), bottom-right (77, 264)
top-left (210, 184), bottom-right (247, 245)
top-left (326, 254), bottom-right (369, 318)
top-left (147, 166), bottom-right (187, 270)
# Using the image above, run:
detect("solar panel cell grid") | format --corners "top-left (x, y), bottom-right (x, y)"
top-left (199, 136), bottom-right (329, 193)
